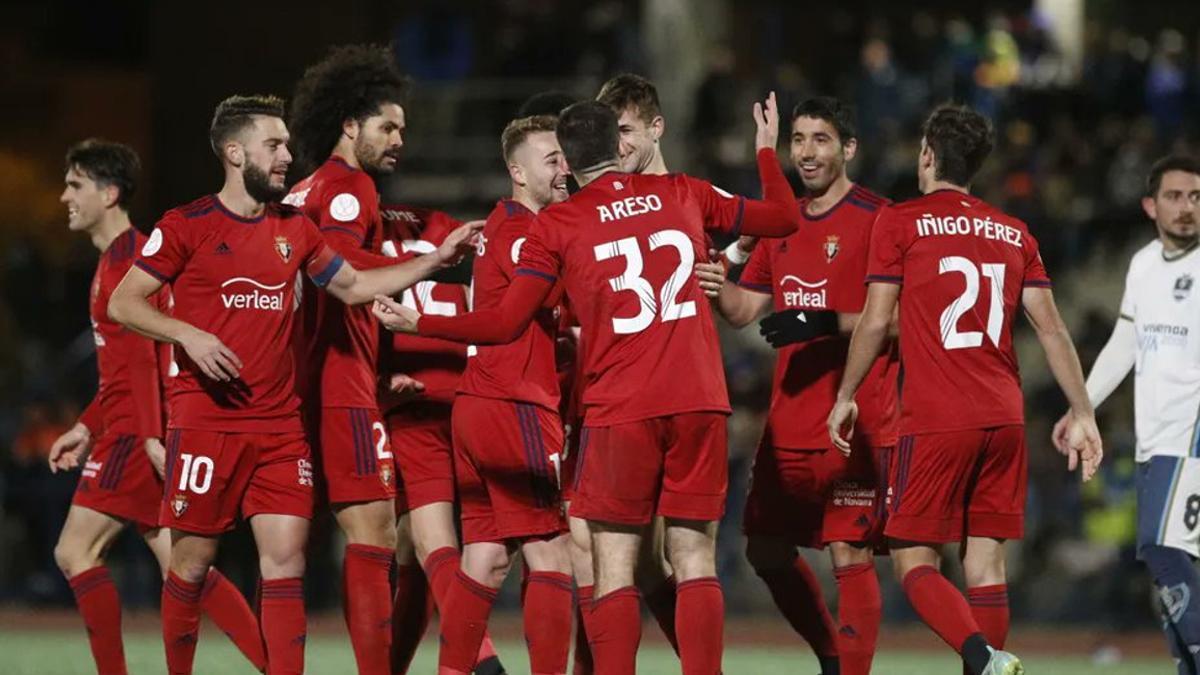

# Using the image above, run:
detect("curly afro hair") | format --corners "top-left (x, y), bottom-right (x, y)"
top-left (288, 44), bottom-right (409, 174)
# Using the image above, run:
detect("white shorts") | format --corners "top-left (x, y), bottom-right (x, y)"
top-left (1137, 455), bottom-right (1200, 559)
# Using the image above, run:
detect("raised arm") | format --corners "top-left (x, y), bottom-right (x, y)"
top-left (374, 272), bottom-right (553, 345)
top-left (108, 266), bottom-right (243, 381)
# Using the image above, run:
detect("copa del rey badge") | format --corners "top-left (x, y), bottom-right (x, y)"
top-left (274, 235), bottom-right (293, 263)
top-left (824, 235), bottom-right (840, 262)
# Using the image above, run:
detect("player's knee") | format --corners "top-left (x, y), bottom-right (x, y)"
top-left (745, 536), bottom-right (794, 574)
top-left (53, 538), bottom-right (95, 577)
top-left (523, 536), bottom-right (571, 574)
top-left (259, 547), bottom-right (306, 580)
top-left (665, 531), bottom-right (715, 582)
top-left (829, 541), bottom-right (872, 569)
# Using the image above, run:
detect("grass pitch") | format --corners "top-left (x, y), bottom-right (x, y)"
top-left (0, 628), bottom-right (1169, 674)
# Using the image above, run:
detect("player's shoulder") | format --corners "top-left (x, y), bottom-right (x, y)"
top-left (167, 194), bottom-right (219, 222)
top-left (107, 227), bottom-right (142, 264)
top-left (1129, 238), bottom-right (1165, 273)
top-left (845, 184), bottom-right (890, 214)
top-left (485, 200), bottom-right (534, 235)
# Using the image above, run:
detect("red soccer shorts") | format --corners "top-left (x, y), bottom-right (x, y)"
top-left (569, 412), bottom-right (728, 526)
top-left (885, 425), bottom-right (1027, 544)
top-left (560, 420), bottom-right (582, 503)
top-left (159, 428), bottom-right (314, 535)
top-left (387, 401), bottom-right (456, 515)
top-left (72, 433), bottom-right (162, 530)
top-left (743, 431), bottom-right (890, 549)
top-left (451, 395), bottom-right (566, 544)
top-left (311, 407), bottom-right (396, 505)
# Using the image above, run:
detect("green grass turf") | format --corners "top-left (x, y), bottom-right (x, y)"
top-left (0, 629), bottom-right (1170, 674)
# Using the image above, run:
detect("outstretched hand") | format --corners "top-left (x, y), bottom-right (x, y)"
top-left (373, 295), bottom-right (421, 334)
top-left (694, 249), bottom-right (727, 299)
top-left (436, 220), bottom-right (485, 267)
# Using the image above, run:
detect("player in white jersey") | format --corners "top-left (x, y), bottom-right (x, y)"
top-left (1053, 155), bottom-right (1200, 674)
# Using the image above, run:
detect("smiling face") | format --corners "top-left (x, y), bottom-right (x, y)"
top-left (510, 130), bottom-right (570, 208)
top-left (615, 106), bottom-right (663, 174)
top-left (60, 166), bottom-right (115, 232)
top-left (790, 115), bottom-right (855, 195)
top-left (352, 102), bottom-right (405, 176)
top-left (236, 115), bottom-right (292, 202)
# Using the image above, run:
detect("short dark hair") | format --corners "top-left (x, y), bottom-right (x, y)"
top-left (288, 44), bottom-right (409, 173)
top-left (1146, 154), bottom-right (1200, 198)
top-left (791, 97), bottom-right (857, 145)
top-left (65, 139), bottom-right (141, 209)
top-left (557, 101), bottom-right (619, 172)
top-left (921, 104), bottom-right (994, 186)
top-left (516, 90), bottom-right (578, 118)
top-left (502, 115), bottom-right (559, 161)
top-left (209, 94), bottom-right (286, 158)
top-left (596, 74), bottom-right (661, 123)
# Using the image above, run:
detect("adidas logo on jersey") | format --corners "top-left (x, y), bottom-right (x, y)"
top-left (215, 242), bottom-right (232, 255)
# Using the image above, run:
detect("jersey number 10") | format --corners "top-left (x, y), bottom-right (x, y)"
top-left (939, 257), bottom-right (1006, 350)
top-left (595, 229), bottom-right (696, 335)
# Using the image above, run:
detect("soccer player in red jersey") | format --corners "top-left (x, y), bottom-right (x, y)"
top-left (373, 97), bottom-right (800, 674)
top-left (107, 95), bottom-right (480, 675)
top-left (430, 114), bottom-right (574, 675)
top-left (48, 139), bottom-right (266, 675)
top-left (828, 104), bottom-right (1102, 675)
top-left (702, 97), bottom-right (896, 675)
top-left (284, 44), bottom-right (418, 673)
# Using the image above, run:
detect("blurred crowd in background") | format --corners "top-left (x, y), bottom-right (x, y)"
top-left (2, 0), bottom-right (1200, 641)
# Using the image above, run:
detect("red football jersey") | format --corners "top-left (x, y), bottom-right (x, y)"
top-left (82, 228), bottom-right (167, 438)
top-left (740, 185), bottom-right (899, 449)
top-left (457, 200), bottom-right (560, 410)
top-left (286, 157), bottom-right (395, 408)
top-left (377, 203), bottom-right (470, 409)
top-left (866, 189), bottom-right (1052, 434)
top-left (516, 171), bottom-right (749, 426)
top-left (135, 195), bottom-right (343, 432)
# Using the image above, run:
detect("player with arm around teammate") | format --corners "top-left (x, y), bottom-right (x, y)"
top-left (106, 94), bottom-right (478, 675)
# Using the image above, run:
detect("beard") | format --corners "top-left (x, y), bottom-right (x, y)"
top-left (356, 136), bottom-right (400, 177)
top-left (244, 163), bottom-right (287, 203)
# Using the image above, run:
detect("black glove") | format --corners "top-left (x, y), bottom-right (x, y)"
top-left (758, 309), bottom-right (839, 348)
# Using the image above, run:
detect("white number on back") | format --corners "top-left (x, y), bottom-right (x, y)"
top-left (938, 256), bottom-right (1006, 350)
top-left (594, 228), bottom-right (696, 335)
top-left (382, 239), bottom-right (458, 317)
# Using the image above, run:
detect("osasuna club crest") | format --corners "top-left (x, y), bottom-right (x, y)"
top-left (171, 494), bottom-right (189, 517)
top-left (1175, 274), bottom-right (1194, 302)
top-left (274, 236), bottom-right (293, 263)
top-left (824, 235), bottom-right (840, 263)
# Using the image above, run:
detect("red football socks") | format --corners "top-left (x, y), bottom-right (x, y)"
top-left (70, 566), bottom-right (127, 675)
top-left (524, 572), bottom-right (573, 675)
top-left (968, 584), bottom-right (1009, 648)
top-left (676, 577), bottom-right (724, 675)
top-left (260, 577), bottom-right (306, 675)
top-left (162, 571), bottom-right (204, 675)
top-left (588, 586), bottom-right (641, 675)
top-left (572, 585), bottom-right (595, 675)
top-left (391, 562), bottom-right (433, 674)
top-left (754, 556), bottom-right (839, 662)
top-left (834, 562), bottom-right (881, 675)
top-left (438, 570), bottom-right (498, 674)
top-left (902, 565), bottom-right (982, 653)
top-left (643, 574), bottom-right (680, 654)
top-left (200, 568), bottom-right (267, 672)
top-left (423, 546), bottom-right (500, 668)
top-left (342, 544), bottom-right (395, 675)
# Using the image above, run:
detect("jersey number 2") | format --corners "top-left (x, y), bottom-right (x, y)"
top-left (939, 257), bottom-right (1006, 350)
top-left (594, 229), bottom-right (696, 335)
